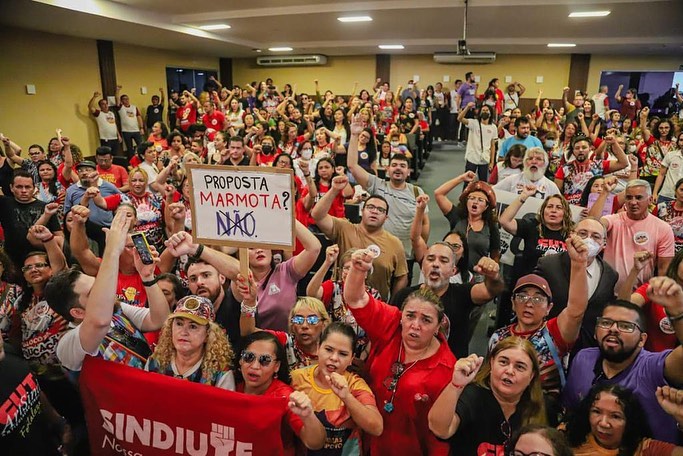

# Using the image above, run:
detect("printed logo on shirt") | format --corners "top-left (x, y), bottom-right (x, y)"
top-left (660, 317), bottom-right (675, 335)
top-left (672, 162), bottom-right (680, 170)
top-left (360, 152), bottom-right (369, 160)
top-left (633, 231), bottom-right (649, 246)
top-left (268, 284), bottom-right (281, 295)
top-left (0, 372), bottom-right (41, 437)
top-left (123, 287), bottom-right (139, 304)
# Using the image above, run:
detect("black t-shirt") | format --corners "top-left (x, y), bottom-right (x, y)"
top-left (396, 111), bottom-right (417, 134)
top-left (214, 286), bottom-right (241, 350)
top-left (145, 103), bottom-right (164, 128)
top-left (512, 214), bottom-right (566, 280)
top-left (449, 384), bottom-right (522, 456)
top-left (0, 160), bottom-right (13, 197)
top-left (390, 283), bottom-right (476, 358)
top-left (445, 208), bottom-right (501, 272)
top-left (0, 351), bottom-right (58, 455)
top-left (0, 197), bottom-right (61, 266)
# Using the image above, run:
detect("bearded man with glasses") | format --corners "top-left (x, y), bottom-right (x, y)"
top-left (562, 276), bottom-right (683, 444)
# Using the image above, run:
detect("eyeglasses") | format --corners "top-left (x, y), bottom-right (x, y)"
top-left (240, 351), bottom-right (274, 367)
top-left (447, 242), bottom-right (463, 250)
top-left (364, 204), bottom-right (387, 214)
top-left (513, 293), bottom-right (548, 306)
top-left (22, 262), bottom-right (49, 272)
top-left (500, 420), bottom-right (511, 450)
top-left (382, 361), bottom-right (406, 413)
top-left (290, 315), bottom-right (321, 325)
top-left (576, 229), bottom-right (604, 243)
top-left (467, 196), bottom-right (487, 204)
top-left (512, 451), bottom-right (552, 456)
top-left (596, 317), bottom-right (642, 333)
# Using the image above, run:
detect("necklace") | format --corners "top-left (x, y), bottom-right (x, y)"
top-left (383, 339), bottom-right (433, 413)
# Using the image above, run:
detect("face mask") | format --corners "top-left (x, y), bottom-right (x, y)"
top-left (262, 144), bottom-right (273, 154)
top-left (545, 140), bottom-right (556, 149)
top-left (583, 237), bottom-right (602, 259)
top-left (629, 145), bottom-right (637, 153)
top-left (391, 141), bottom-right (399, 147)
top-left (301, 148), bottom-right (313, 160)
top-left (480, 112), bottom-right (490, 120)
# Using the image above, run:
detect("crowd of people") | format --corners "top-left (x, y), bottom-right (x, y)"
top-left (2, 72), bottom-right (683, 456)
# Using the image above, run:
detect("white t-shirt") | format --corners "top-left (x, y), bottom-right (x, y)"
top-left (449, 90), bottom-right (459, 114)
top-left (57, 303), bottom-right (149, 371)
top-left (95, 110), bottom-right (119, 140)
top-left (660, 150), bottom-right (683, 198)
top-left (464, 120), bottom-right (497, 165)
top-left (504, 92), bottom-right (519, 111)
top-left (119, 104), bottom-right (140, 132)
top-left (494, 173), bottom-right (561, 199)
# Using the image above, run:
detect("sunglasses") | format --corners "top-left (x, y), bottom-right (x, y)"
top-left (512, 452), bottom-right (552, 456)
top-left (22, 262), bottom-right (49, 272)
top-left (240, 351), bottom-right (274, 367)
top-left (290, 315), bottom-right (321, 325)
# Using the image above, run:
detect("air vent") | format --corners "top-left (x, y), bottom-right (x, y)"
top-left (433, 52), bottom-right (497, 64)
top-left (256, 55), bottom-right (328, 67)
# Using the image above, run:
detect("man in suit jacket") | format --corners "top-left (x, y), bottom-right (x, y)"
top-left (535, 218), bottom-right (619, 351)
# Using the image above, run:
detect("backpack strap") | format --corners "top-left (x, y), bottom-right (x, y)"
top-left (541, 325), bottom-right (566, 388)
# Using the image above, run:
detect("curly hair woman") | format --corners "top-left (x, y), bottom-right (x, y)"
top-left (146, 295), bottom-right (235, 390)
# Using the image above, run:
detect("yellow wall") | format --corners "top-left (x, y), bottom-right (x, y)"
top-left (0, 28), bottom-right (101, 153)
top-left (586, 54), bottom-right (682, 93)
top-left (391, 54), bottom-right (571, 99)
top-left (232, 53), bottom-right (571, 100)
top-left (0, 27), bottom-right (219, 155)
top-left (114, 43), bottom-right (218, 121)
top-left (232, 56), bottom-right (376, 95)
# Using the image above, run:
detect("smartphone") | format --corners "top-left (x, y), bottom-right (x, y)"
top-left (131, 232), bottom-right (154, 265)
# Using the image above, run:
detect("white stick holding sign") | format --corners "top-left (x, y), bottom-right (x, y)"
top-left (185, 164), bottom-right (295, 250)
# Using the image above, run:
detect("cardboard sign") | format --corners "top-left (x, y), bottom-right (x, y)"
top-left (186, 165), bottom-right (295, 249)
top-left (80, 357), bottom-right (287, 456)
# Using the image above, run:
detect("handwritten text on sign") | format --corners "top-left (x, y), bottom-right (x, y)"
top-left (187, 165), bottom-right (294, 249)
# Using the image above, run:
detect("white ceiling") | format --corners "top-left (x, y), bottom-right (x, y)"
top-left (1, 0), bottom-right (682, 57)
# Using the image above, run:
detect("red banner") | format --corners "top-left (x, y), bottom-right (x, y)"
top-left (80, 357), bottom-right (287, 456)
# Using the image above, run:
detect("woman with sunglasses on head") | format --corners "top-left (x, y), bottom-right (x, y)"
top-left (429, 337), bottom-right (547, 455)
top-left (509, 424), bottom-right (572, 456)
top-left (239, 276), bottom-right (330, 371)
top-left (306, 245), bottom-right (381, 363)
top-left (145, 295), bottom-right (235, 389)
top-left (235, 331), bottom-right (326, 455)
top-left (566, 383), bottom-right (683, 455)
top-left (489, 235), bottom-right (588, 424)
top-left (343, 249), bottom-right (456, 455)
top-left (290, 322), bottom-right (383, 454)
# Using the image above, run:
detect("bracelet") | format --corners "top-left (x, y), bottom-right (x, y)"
top-left (240, 301), bottom-right (257, 317)
top-left (666, 310), bottom-right (683, 323)
top-left (451, 381), bottom-right (465, 389)
top-left (41, 235), bottom-right (55, 243)
top-left (142, 276), bottom-right (159, 287)
top-left (190, 244), bottom-right (205, 261)
top-left (303, 173), bottom-right (311, 177)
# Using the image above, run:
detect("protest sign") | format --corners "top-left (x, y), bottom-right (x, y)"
top-left (186, 165), bottom-right (295, 250)
top-left (80, 356), bottom-right (287, 456)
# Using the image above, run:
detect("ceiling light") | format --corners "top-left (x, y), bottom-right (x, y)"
top-left (268, 47), bottom-right (293, 52)
top-left (569, 11), bottom-right (611, 18)
top-left (378, 45), bottom-right (404, 50)
top-left (338, 16), bottom-right (373, 23)
top-left (198, 24), bottom-right (231, 31)
top-left (547, 43), bottom-right (576, 48)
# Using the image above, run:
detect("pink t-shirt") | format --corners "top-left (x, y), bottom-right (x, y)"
top-left (603, 212), bottom-right (675, 291)
top-left (256, 258), bottom-right (304, 332)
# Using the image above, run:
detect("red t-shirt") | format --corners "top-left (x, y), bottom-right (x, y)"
top-left (202, 111), bottom-right (226, 140)
top-left (350, 294), bottom-right (454, 455)
top-left (147, 134), bottom-right (168, 151)
top-left (236, 380), bottom-right (303, 456)
top-left (176, 103), bottom-right (197, 132)
top-left (56, 163), bottom-right (78, 188)
top-left (129, 155), bottom-right (142, 168)
top-left (97, 164), bottom-right (128, 188)
top-left (634, 283), bottom-right (678, 352)
top-left (299, 182), bottom-right (346, 227)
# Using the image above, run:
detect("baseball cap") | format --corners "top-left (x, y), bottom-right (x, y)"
top-left (75, 160), bottom-right (97, 170)
top-left (169, 295), bottom-right (215, 325)
top-left (513, 274), bottom-right (552, 301)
